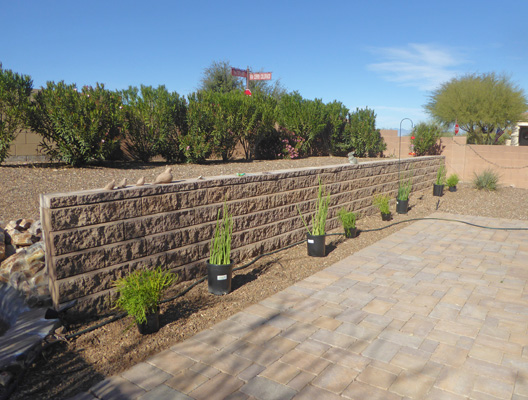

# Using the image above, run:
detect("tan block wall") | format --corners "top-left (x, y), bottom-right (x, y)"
top-left (380, 132), bottom-right (528, 189)
top-left (7, 129), bottom-right (48, 162)
top-left (40, 157), bottom-right (443, 319)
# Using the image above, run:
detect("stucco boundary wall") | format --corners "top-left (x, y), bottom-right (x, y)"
top-left (381, 130), bottom-right (528, 189)
top-left (40, 156), bottom-right (443, 319)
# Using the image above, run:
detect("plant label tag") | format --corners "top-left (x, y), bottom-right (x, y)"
top-left (307, 239), bottom-right (314, 244)
top-left (217, 275), bottom-right (227, 281)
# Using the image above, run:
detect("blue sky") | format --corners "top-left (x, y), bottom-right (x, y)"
top-left (2, 0), bottom-right (527, 129)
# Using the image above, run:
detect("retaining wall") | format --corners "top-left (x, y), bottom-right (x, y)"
top-left (41, 156), bottom-right (443, 319)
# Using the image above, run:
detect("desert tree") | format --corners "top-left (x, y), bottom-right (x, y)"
top-left (425, 73), bottom-right (527, 144)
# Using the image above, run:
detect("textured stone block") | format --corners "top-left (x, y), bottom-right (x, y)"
top-left (52, 222), bottom-right (124, 255)
top-left (105, 238), bottom-right (146, 265)
top-left (99, 198), bottom-right (143, 223)
top-left (52, 248), bottom-right (106, 279)
top-left (50, 204), bottom-right (101, 230)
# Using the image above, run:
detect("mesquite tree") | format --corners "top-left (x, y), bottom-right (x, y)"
top-left (425, 73), bottom-right (527, 144)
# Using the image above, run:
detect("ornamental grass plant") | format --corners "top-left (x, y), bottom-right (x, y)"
top-left (113, 266), bottom-right (175, 325)
top-left (209, 201), bottom-right (233, 265)
top-left (397, 175), bottom-right (412, 201)
top-left (373, 193), bottom-right (390, 215)
top-left (298, 177), bottom-right (331, 236)
top-left (337, 208), bottom-right (356, 230)
top-left (435, 164), bottom-right (446, 185)
top-left (473, 168), bottom-right (499, 191)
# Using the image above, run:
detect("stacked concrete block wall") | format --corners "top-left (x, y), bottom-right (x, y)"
top-left (40, 156), bottom-right (443, 319)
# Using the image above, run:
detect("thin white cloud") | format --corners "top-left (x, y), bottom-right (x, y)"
top-left (367, 44), bottom-right (467, 91)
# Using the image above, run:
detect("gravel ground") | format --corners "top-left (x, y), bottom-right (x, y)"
top-left (2, 156), bottom-right (528, 399)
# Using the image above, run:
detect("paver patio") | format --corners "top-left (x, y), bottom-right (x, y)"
top-left (74, 212), bottom-right (528, 400)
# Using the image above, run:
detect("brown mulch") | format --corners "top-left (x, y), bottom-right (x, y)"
top-left (1, 157), bottom-right (528, 399)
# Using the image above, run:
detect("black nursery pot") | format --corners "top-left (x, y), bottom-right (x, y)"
top-left (396, 199), bottom-right (408, 214)
top-left (307, 233), bottom-right (326, 257)
top-left (381, 212), bottom-right (392, 221)
top-left (344, 227), bottom-right (358, 239)
top-left (137, 310), bottom-right (160, 335)
top-left (449, 186), bottom-right (457, 192)
top-left (433, 184), bottom-right (444, 197)
top-left (207, 261), bottom-right (233, 295)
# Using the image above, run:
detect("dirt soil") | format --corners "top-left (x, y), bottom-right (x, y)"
top-left (2, 156), bottom-right (528, 400)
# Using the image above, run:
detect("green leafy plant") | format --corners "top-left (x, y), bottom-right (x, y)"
top-left (341, 107), bottom-right (387, 157)
top-left (473, 168), bottom-right (499, 191)
top-left (0, 66), bottom-right (33, 164)
top-left (27, 81), bottom-right (123, 166)
top-left (410, 122), bottom-right (443, 156)
top-left (373, 193), bottom-right (390, 215)
top-left (298, 178), bottom-right (331, 235)
top-left (446, 173), bottom-right (459, 188)
top-left (337, 208), bottom-right (356, 229)
top-left (397, 174), bottom-right (412, 201)
top-left (121, 85), bottom-right (187, 163)
top-left (209, 201), bottom-right (233, 265)
top-left (435, 165), bottom-right (446, 185)
top-left (113, 266), bottom-right (175, 325)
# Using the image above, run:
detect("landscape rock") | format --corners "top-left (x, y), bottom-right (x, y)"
top-left (0, 219), bottom-right (50, 307)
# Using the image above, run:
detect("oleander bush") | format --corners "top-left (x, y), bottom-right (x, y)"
top-left (0, 66), bottom-right (33, 163)
top-left (27, 82), bottom-right (123, 166)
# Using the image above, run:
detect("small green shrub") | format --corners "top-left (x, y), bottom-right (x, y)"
top-left (435, 165), bottom-right (446, 185)
top-left (411, 122), bottom-right (443, 156)
top-left (337, 208), bottom-right (356, 229)
top-left (446, 173), bottom-right (459, 188)
top-left (373, 194), bottom-right (390, 214)
top-left (113, 267), bottom-right (175, 325)
top-left (209, 201), bottom-right (232, 265)
top-left (298, 178), bottom-right (331, 235)
top-left (0, 66), bottom-right (33, 164)
top-left (28, 82), bottom-right (123, 166)
top-left (121, 85), bottom-right (187, 163)
top-left (473, 169), bottom-right (499, 191)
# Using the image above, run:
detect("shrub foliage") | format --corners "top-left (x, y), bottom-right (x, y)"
top-left (0, 66), bottom-right (33, 163)
top-left (28, 82), bottom-right (123, 166)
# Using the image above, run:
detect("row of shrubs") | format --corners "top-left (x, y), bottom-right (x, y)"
top-left (1, 67), bottom-right (387, 166)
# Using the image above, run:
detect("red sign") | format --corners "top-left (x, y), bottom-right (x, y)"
top-left (455, 124), bottom-right (459, 135)
top-left (231, 68), bottom-right (247, 78)
top-left (244, 89), bottom-right (252, 96)
top-left (249, 72), bottom-right (272, 81)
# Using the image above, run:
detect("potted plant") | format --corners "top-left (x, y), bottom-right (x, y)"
top-left (396, 175), bottom-right (412, 214)
top-left (207, 201), bottom-right (233, 295)
top-left (113, 266), bottom-right (175, 334)
top-left (433, 165), bottom-right (446, 196)
top-left (298, 178), bottom-right (330, 257)
top-left (446, 173), bottom-right (459, 192)
top-left (373, 193), bottom-right (391, 221)
top-left (337, 208), bottom-right (357, 238)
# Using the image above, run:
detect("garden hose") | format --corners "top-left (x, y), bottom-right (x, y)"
top-left (63, 216), bottom-right (527, 340)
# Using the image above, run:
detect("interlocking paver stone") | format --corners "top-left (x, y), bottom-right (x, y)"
top-left (240, 376), bottom-right (297, 400)
top-left (121, 362), bottom-right (172, 391)
top-left (90, 375), bottom-right (146, 400)
top-left (78, 213), bottom-right (528, 400)
top-left (312, 362), bottom-right (358, 393)
top-left (137, 384), bottom-right (193, 400)
top-left (188, 372), bottom-right (244, 400)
